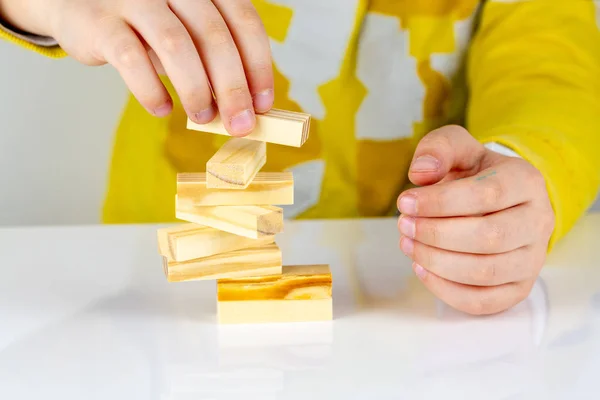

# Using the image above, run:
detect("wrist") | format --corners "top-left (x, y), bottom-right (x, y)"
top-left (0, 0), bottom-right (53, 37)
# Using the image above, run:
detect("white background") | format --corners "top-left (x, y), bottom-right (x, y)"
top-left (0, 41), bottom-right (598, 226)
top-left (0, 42), bottom-right (127, 226)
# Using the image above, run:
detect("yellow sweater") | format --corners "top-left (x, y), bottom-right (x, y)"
top-left (2, 0), bottom-right (600, 249)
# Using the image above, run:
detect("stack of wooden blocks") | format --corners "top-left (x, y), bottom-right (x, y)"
top-left (157, 109), bottom-right (333, 324)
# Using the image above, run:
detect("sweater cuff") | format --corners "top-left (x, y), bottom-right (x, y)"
top-left (477, 127), bottom-right (600, 252)
top-left (0, 18), bottom-right (57, 47)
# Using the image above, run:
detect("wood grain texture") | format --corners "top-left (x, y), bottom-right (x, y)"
top-left (176, 202), bottom-right (284, 239)
top-left (157, 223), bottom-right (275, 262)
top-left (186, 108), bottom-right (311, 147)
top-left (163, 243), bottom-right (282, 282)
top-left (216, 265), bottom-right (332, 324)
top-left (217, 265), bottom-right (332, 301)
top-left (177, 172), bottom-right (294, 206)
top-left (206, 137), bottom-right (266, 189)
top-left (217, 299), bottom-right (332, 324)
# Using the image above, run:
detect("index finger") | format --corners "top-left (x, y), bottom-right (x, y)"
top-left (397, 158), bottom-right (542, 217)
top-left (125, 3), bottom-right (215, 124)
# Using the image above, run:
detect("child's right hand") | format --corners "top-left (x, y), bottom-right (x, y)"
top-left (10, 0), bottom-right (274, 135)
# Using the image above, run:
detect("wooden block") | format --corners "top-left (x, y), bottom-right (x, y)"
top-left (157, 223), bottom-right (275, 262)
top-left (176, 202), bottom-right (284, 239)
top-left (187, 108), bottom-right (311, 147)
top-left (216, 265), bottom-right (333, 324)
top-left (218, 265), bottom-right (332, 301)
top-left (163, 243), bottom-right (282, 282)
top-left (177, 172), bottom-right (294, 206)
top-left (206, 137), bottom-right (266, 189)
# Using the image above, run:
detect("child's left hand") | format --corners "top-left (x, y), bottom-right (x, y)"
top-left (397, 125), bottom-right (555, 315)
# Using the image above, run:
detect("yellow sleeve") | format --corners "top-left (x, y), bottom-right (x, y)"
top-left (0, 24), bottom-right (65, 58)
top-left (467, 0), bottom-right (600, 250)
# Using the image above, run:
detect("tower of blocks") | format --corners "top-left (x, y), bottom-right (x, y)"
top-left (157, 109), bottom-right (333, 324)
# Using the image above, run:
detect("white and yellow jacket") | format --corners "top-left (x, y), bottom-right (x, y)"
top-left (2, 0), bottom-right (600, 249)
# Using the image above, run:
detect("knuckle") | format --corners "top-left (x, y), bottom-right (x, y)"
top-left (479, 220), bottom-right (505, 252)
top-left (90, 14), bottom-right (119, 59)
top-left (161, 27), bottom-right (191, 54)
top-left (95, 11), bottom-right (119, 28)
top-left (471, 261), bottom-right (498, 285)
top-left (434, 187), bottom-right (450, 213)
top-left (477, 179), bottom-right (504, 209)
top-left (237, 5), bottom-right (264, 31)
top-left (226, 81), bottom-right (252, 101)
top-left (113, 42), bottom-right (144, 69)
top-left (249, 61), bottom-right (272, 78)
top-left (421, 220), bottom-right (442, 247)
top-left (206, 20), bottom-right (234, 47)
top-left (423, 252), bottom-right (435, 272)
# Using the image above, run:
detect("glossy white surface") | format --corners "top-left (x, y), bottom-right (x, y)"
top-left (1, 215), bottom-right (600, 399)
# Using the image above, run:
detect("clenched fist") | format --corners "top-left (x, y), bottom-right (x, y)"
top-left (397, 126), bottom-right (555, 315)
top-left (1, 0), bottom-right (273, 135)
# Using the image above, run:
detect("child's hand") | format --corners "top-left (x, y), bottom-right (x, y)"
top-left (35, 0), bottom-right (273, 135)
top-left (397, 126), bottom-right (555, 315)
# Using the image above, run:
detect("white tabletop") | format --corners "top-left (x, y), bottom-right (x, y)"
top-left (1, 215), bottom-right (600, 399)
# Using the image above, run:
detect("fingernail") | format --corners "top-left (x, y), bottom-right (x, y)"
top-left (414, 263), bottom-right (427, 279)
top-left (153, 102), bottom-right (172, 117)
top-left (253, 89), bottom-right (273, 113)
top-left (400, 236), bottom-right (414, 256)
top-left (398, 195), bottom-right (417, 215)
top-left (399, 216), bottom-right (416, 238)
top-left (411, 155), bottom-right (439, 172)
top-left (230, 109), bottom-right (255, 135)
top-left (194, 107), bottom-right (216, 124)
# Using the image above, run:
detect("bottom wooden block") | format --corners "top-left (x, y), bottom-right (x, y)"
top-left (217, 299), bottom-right (332, 324)
top-left (216, 264), bottom-right (332, 324)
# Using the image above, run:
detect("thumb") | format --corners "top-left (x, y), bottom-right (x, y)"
top-left (408, 125), bottom-right (486, 186)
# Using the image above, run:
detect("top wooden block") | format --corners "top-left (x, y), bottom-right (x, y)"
top-left (186, 108), bottom-right (311, 147)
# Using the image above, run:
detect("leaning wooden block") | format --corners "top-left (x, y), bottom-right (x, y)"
top-left (176, 201), bottom-right (283, 239)
top-left (206, 137), bottom-right (266, 189)
top-left (177, 172), bottom-right (294, 206)
top-left (157, 223), bottom-right (275, 262)
top-left (187, 108), bottom-right (311, 147)
top-left (216, 265), bottom-right (333, 324)
top-left (163, 243), bottom-right (282, 282)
